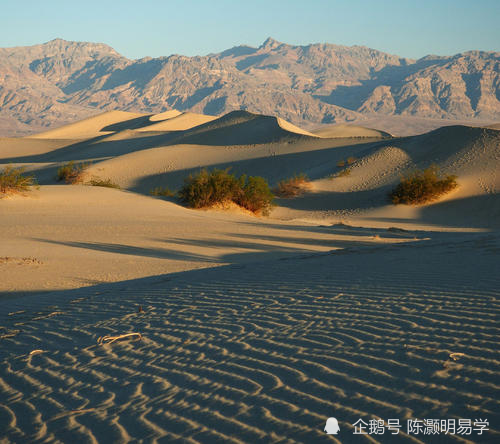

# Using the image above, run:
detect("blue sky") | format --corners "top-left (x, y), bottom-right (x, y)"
top-left (2, 0), bottom-right (499, 59)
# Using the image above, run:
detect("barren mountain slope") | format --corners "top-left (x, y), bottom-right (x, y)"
top-left (1, 39), bottom-right (498, 136)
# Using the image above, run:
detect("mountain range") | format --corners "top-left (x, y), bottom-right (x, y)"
top-left (1, 37), bottom-right (499, 136)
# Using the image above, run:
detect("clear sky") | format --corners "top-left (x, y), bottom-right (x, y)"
top-left (2, 0), bottom-right (499, 59)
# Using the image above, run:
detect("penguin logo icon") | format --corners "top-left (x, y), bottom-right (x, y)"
top-left (324, 417), bottom-right (340, 434)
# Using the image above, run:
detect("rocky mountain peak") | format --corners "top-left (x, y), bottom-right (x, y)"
top-left (260, 37), bottom-right (283, 50)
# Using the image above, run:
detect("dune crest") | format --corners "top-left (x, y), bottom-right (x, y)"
top-left (149, 109), bottom-right (182, 122)
top-left (172, 110), bottom-right (320, 145)
top-left (312, 123), bottom-right (392, 138)
top-left (28, 110), bottom-right (148, 139)
top-left (138, 112), bottom-right (218, 132)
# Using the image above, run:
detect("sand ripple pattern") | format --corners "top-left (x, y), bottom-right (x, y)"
top-left (1, 233), bottom-right (499, 443)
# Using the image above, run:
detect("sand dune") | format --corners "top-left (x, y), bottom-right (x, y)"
top-left (3, 110), bottom-right (499, 232)
top-left (1, 110), bottom-right (499, 442)
top-left (137, 112), bottom-right (218, 132)
top-left (276, 117), bottom-right (319, 137)
top-left (2, 185), bottom-right (412, 292)
top-left (4, 110), bottom-right (498, 230)
top-left (28, 110), bottom-right (149, 140)
top-left (1, 229), bottom-right (499, 442)
top-left (82, 136), bottom-right (377, 194)
top-left (171, 110), bottom-right (320, 145)
top-left (0, 137), bottom-right (79, 159)
top-left (149, 109), bottom-right (182, 122)
top-left (350, 115), bottom-right (499, 137)
top-left (311, 123), bottom-right (392, 138)
top-left (273, 125), bottom-right (500, 229)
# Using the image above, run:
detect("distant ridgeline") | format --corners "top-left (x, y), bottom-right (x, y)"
top-left (0, 37), bottom-right (499, 136)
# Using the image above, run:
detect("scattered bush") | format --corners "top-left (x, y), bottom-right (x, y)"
top-left (0, 166), bottom-right (38, 194)
top-left (235, 175), bottom-right (275, 215)
top-left (336, 168), bottom-right (351, 177)
top-left (88, 178), bottom-right (120, 189)
top-left (150, 186), bottom-right (175, 197)
top-left (273, 173), bottom-right (311, 198)
top-left (179, 168), bottom-right (239, 208)
top-left (390, 166), bottom-right (458, 205)
top-left (179, 168), bottom-right (274, 215)
top-left (56, 161), bottom-right (89, 184)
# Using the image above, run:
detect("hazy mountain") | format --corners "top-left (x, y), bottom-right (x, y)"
top-left (1, 38), bottom-right (499, 136)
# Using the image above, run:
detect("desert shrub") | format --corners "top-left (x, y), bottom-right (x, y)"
top-left (88, 178), bottom-right (120, 189)
top-left (179, 168), bottom-right (273, 214)
top-left (235, 175), bottom-right (275, 215)
top-left (390, 166), bottom-right (458, 205)
top-left (179, 168), bottom-right (240, 208)
top-left (0, 166), bottom-right (38, 194)
top-left (56, 161), bottom-right (89, 184)
top-left (337, 168), bottom-right (351, 177)
top-left (150, 186), bottom-right (175, 197)
top-left (273, 173), bottom-right (311, 198)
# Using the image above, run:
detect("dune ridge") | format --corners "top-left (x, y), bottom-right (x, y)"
top-left (137, 112), bottom-right (218, 132)
top-left (311, 123), bottom-right (392, 138)
top-left (149, 110), bottom-right (183, 122)
top-left (170, 110), bottom-right (321, 145)
top-left (27, 110), bottom-right (149, 140)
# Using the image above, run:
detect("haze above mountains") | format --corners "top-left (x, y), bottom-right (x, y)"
top-left (1, 37), bottom-right (499, 137)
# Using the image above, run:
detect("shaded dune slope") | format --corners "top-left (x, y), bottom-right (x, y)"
top-left (171, 110), bottom-right (320, 145)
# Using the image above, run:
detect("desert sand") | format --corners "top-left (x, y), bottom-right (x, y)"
top-left (137, 112), bottom-right (218, 132)
top-left (311, 123), bottom-right (392, 139)
top-left (1, 109), bottom-right (499, 443)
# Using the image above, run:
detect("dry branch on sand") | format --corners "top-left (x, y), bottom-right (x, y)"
top-left (97, 333), bottom-right (143, 345)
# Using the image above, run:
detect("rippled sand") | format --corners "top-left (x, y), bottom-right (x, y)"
top-left (1, 231), bottom-right (499, 443)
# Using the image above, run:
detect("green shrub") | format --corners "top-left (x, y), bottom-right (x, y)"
top-left (179, 168), bottom-right (239, 209)
top-left (150, 186), bottom-right (175, 197)
top-left (179, 168), bottom-right (274, 214)
top-left (56, 161), bottom-right (89, 184)
top-left (390, 166), bottom-right (458, 205)
top-left (0, 166), bottom-right (38, 194)
top-left (236, 175), bottom-right (275, 215)
top-left (88, 178), bottom-right (120, 189)
top-left (273, 173), bottom-right (311, 198)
